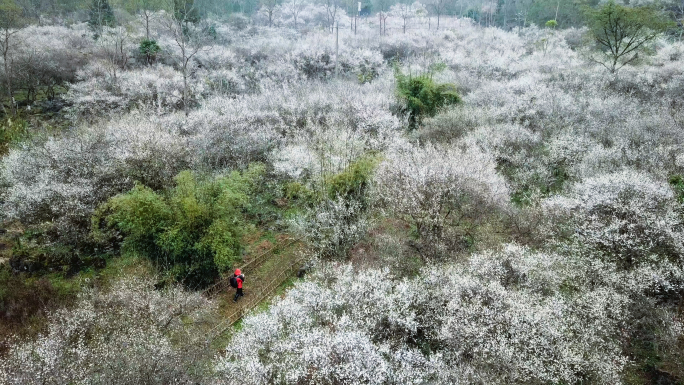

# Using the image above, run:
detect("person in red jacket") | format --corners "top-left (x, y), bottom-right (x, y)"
top-left (233, 269), bottom-right (245, 302)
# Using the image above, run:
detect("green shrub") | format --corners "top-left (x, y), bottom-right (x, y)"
top-left (10, 234), bottom-right (105, 274)
top-left (0, 117), bottom-right (28, 156)
top-left (326, 154), bottom-right (380, 205)
top-left (93, 165), bottom-right (264, 287)
top-left (285, 181), bottom-right (316, 203)
top-left (394, 68), bottom-right (461, 130)
top-left (669, 175), bottom-right (684, 203)
top-left (282, 155), bottom-right (379, 209)
top-left (357, 62), bottom-right (379, 84)
top-left (290, 155), bottom-right (379, 260)
top-left (139, 39), bottom-right (161, 64)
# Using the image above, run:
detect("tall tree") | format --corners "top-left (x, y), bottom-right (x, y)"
top-left (586, 0), bottom-right (672, 73)
top-left (391, 2), bottom-right (420, 33)
top-left (174, 0), bottom-right (199, 24)
top-left (123, 0), bottom-right (167, 39)
top-left (259, 0), bottom-right (279, 26)
top-left (140, 7), bottom-right (154, 39)
top-left (88, 0), bottom-right (116, 34)
top-left (163, 0), bottom-right (206, 115)
top-left (425, 0), bottom-right (447, 29)
top-left (282, 0), bottom-right (304, 28)
top-left (513, 0), bottom-right (534, 29)
top-left (0, 0), bottom-right (23, 116)
top-left (319, 0), bottom-right (340, 32)
top-left (99, 26), bottom-right (130, 80)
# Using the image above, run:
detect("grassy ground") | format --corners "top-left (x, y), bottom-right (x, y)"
top-left (0, 251), bottom-right (155, 353)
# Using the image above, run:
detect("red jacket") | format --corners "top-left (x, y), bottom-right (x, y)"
top-left (236, 275), bottom-right (244, 289)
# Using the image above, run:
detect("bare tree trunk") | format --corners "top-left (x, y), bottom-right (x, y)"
top-left (334, 22), bottom-right (339, 76)
top-left (183, 63), bottom-right (188, 116)
top-left (680, 1), bottom-right (684, 41)
top-left (145, 12), bottom-right (150, 40)
top-left (3, 30), bottom-right (14, 117)
top-left (554, 0), bottom-right (559, 22)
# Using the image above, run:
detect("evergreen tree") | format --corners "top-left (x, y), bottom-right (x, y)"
top-left (88, 0), bottom-right (116, 33)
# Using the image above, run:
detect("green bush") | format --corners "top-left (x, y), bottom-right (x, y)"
top-left (394, 68), bottom-right (461, 130)
top-left (93, 164), bottom-right (264, 287)
top-left (10, 234), bottom-right (105, 274)
top-left (326, 154), bottom-right (380, 205)
top-left (0, 117), bottom-right (28, 156)
top-left (289, 155), bottom-right (379, 259)
top-left (139, 39), bottom-right (161, 64)
top-left (284, 181), bottom-right (314, 202)
top-left (669, 175), bottom-right (684, 203)
top-left (357, 62), bottom-right (379, 84)
top-left (281, 155), bottom-right (379, 209)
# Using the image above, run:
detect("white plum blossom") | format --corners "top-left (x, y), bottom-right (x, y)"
top-left (215, 244), bottom-right (669, 384)
top-left (375, 140), bottom-right (509, 258)
top-left (0, 276), bottom-right (216, 385)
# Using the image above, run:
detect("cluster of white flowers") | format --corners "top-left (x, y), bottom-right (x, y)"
top-left (291, 196), bottom-right (371, 258)
top-left (545, 170), bottom-right (684, 271)
top-left (6, 24), bottom-right (94, 106)
top-left (375, 140), bottom-right (509, 258)
top-left (0, 276), bottom-right (216, 385)
top-left (0, 113), bottom-right (188, 244)
top-left (216, 242), bottom-right (680, 383)
top-left (3, 11), bottom-right (684, 382)
top-left (66, 64), bottom-right (196, 119)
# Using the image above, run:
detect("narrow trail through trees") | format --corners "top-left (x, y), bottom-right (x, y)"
top-left (200, 234), bottom-right (307, 342)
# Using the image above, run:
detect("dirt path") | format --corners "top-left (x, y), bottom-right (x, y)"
top-left (202, 233), bottom-right (308, 343)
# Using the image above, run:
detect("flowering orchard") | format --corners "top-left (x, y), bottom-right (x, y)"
top-left (1, 2), bottom-right (684, 383)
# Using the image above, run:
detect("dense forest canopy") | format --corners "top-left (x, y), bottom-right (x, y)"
top-left (7, 0), bottom-right (684, 29)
